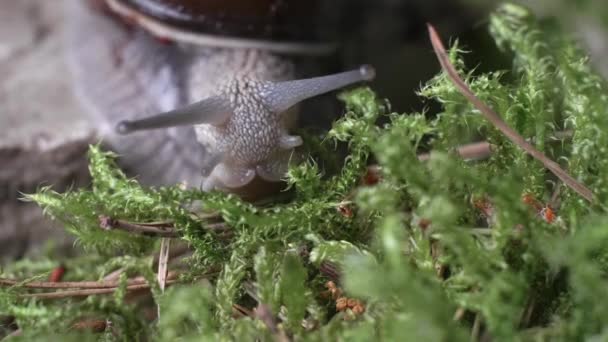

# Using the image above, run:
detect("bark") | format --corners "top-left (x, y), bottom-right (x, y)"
top-left (0, 0), bottom-right (95, 261)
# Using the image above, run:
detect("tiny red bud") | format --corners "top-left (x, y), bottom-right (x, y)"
top-left (522, 193), bottom-right (542, 211)
top-left (49, 265), bottom-right (66, 283)
top-left (418, 218), bottom-right (432, 230)
top-left (541, 207), bottom-right (556, 223)
top-left (363, 167), bottom-right (381, 185)
top-left (352, 304), bottom-right (366, 315)
top-left (337, 203), bottom-right (354, 218)
top-left (336, 297), bottom-right (348, 311)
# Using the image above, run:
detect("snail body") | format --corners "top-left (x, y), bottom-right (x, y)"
top-left (67, 0), bottom-right (374, 194)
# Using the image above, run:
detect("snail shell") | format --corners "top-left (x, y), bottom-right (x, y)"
top-left (102, 0), bottom-right (337, 54)
top-left (66, 0), bottom-right (374, 197)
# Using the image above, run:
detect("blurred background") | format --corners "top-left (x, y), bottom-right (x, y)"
top-left (1, 0), bottom-right (607, 261)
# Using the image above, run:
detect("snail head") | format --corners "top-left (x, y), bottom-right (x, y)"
top-left (115, 65), bottom-right (376, 133)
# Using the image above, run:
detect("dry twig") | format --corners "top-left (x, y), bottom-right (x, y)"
top-left (417, 141), bottom-right (492, 162)
top-left (98, 215), bottom-right (232, 240)
top-left (1, 329), bottom-right (22, 340)
top-left (99, 215), bottom-right (179, 237)
top-left (319, 261), bottom-right (341, 282)
top-left (157, 237), bottom-right (171, 319)
top-left (18, 280), bottom-right (179, 299)
top-left (0, 277), bottom-right (152, 289)
top-left (427, 24), bottom-right (594, 203)
top-left (255, 304), bottom-right (291, 342)
top-left (70, 319), bottom-right (110, 333)
top-left (157, 238), bottom-right (171, 292)
top-left (232, 304), bottom-right (254, 318)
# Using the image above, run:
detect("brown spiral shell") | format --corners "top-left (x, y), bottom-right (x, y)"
top-left (103, 0), bottom-right (336, 54)
top-left (120, 0), bottom-right (323, 41)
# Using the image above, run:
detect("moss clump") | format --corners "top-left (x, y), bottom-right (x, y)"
top-left (3, 3), bottom-right (608, 341)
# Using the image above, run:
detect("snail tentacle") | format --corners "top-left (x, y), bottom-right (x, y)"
top-left (204, 163), bottom-right (256, 190)
top-left (261, 65), bottom-right (376, 114)
top-left (279, 135), bottom-right (303, 150)
top-left (116, 96), bottom-right (231, 134)
top-left (256, 151), bottom-right (294, 182)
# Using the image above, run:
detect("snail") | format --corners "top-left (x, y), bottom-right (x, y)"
top-left (66, 0), bottom-right (375, 197)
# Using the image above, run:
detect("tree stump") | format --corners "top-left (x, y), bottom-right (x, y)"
top-left (0, 0), bottom-right (95, 261)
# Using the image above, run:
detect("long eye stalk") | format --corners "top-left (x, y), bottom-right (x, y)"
top-left (115, 65), bottom-right (375, 135)
top-left (116, 96), bottom-right (231, 134)
top-left (262, 65), bottom-right (375, 113)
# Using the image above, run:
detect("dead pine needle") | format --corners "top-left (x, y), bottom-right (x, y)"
top-left (98, 215), bottom-right (179, 237)
top-left (157, 237), bottom-right (171, 319)
top-left (426, 23), bottom-right (594, 203)
top-left (255, 304), bottom-right (291, 342)
top-left (18, 282), bottom-right (171, 300)
top-left (157, 238), bottom-right (171, 292)
top-left (1, 277), bottom-right (147, 289)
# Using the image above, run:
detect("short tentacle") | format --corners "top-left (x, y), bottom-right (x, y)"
top-left (255, 151), bottom-right (295, 182)
top-left (116, 96), bottom-right (231, 134)
top-left (279, 135), bottom-right (303, 150)
top-left (261, 65), bottom-right (375, 113)
top-left (209, 163), bottom-right (257, 189)
top-left (199, 151), bottom-right (225, 178)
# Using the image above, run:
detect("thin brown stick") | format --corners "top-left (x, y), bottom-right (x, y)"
top-left (319, 261), bottom-right (341, 282)
top-left (157, 238), bottom-right (171, 319)
top-left (157, 239), bottom-right (171, 292)
top-left (103, 268), bottom-right (125, 282)
top-left (193, 211), bottom-right (221, 220)
top-left (18, 279), bottom-right (179, 299)
top-left (549, 183), bottom-right (563, 210)
top-left (99, 216), bottom-right (179, 237)
top-left (427, 24), bottom-right (594, 203)
top-left (98, 216), bottom-right (232, 239)
top-left (520, 297), bottom-right (536, 328)
top-left (233, 303), bottom-right (254, 317)
top-left (1, 329), bottom-right (22, 340)
top-left (152, 242), bottom-right (192, 268)
top-left (1, 273), bottom-right (179, 290)
top-left (418, 141), bottom-right (492, 161)
top-left (70, 319), bottom-right (110, 333)
top-left (255, 304), bottom-right (291, 342)
top-left (453, 307), bottom-right (466, 321)
top-left (368, 132), bottom-right (573, 185)
top-left (205, 222), bottom-right (231, 232)
top-left (20, 283), bottom-right (147, 299)
top-left (471, 313), bottom-right (481, 342)
top-left (417, 130), bottom-right (572, 162)
top-left (0, 277), bottom-right (147, 289)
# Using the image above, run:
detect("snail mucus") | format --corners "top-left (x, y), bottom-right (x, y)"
top-left (67, 0), bottom-right (375, 198)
